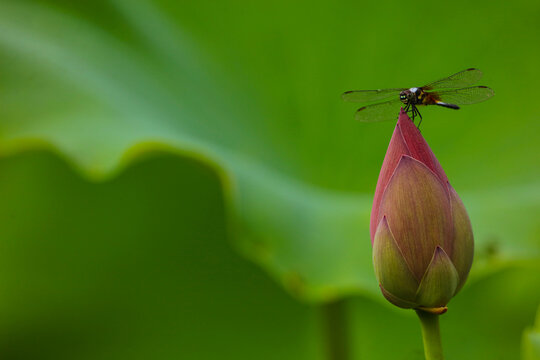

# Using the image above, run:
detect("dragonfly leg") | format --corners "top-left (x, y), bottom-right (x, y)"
top-left (416, 109), bottom-right (423, 129)
top-left (402, 104), bottom-right (410, 121)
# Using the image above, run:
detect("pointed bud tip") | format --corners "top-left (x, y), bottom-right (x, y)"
top-left (398, 108), bottom-right (411, 122)
top-left (397, 109), bottom-right (421, 136)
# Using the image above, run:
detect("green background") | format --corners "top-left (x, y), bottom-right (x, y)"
top-left (0, 0), bottom-right (539, 359)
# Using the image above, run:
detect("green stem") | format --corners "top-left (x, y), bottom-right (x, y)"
top-left (416, 310), bottom-right (444, 360)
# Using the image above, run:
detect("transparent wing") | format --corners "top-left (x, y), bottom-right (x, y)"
top-left (424, 68), bottom-right (483, 90)
top-left (436, 86), bottom-right (494, 105)
top-left (341, 88), bottom-right (404, 103)
top-left (354, 99), bottom-right (402, 122)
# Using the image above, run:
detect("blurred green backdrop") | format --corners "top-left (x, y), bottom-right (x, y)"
top-left (0, 0), bottom-right (539, 359)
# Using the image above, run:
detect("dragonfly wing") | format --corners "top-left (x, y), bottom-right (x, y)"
top-left (341, 88), bottom-right (404, 103)
top-left (354, 99), bottom-right (402, 122)
top-left (435, 86), bottom-right (494, 105)
top-left (424, 68), bottom-right (483, 90)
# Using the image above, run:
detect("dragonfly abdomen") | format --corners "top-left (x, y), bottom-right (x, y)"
top-left (435, 102), bottom-right (460, 109)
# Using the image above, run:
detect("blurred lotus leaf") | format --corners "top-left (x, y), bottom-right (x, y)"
top-left (0, 0), bottom-right (538, 301)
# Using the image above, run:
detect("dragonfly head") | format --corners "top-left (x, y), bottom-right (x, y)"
top-left (399, 90), bottom-right (414, 104)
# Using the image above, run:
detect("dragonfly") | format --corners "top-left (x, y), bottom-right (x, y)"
top-left (342, 68), bottom-right (494, 127)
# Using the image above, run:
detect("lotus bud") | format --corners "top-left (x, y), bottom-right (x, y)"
top-left (371, 110), bottom-right (474, 313)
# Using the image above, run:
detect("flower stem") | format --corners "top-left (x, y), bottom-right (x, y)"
top-left (416, 310), bottom-right (444, 360)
